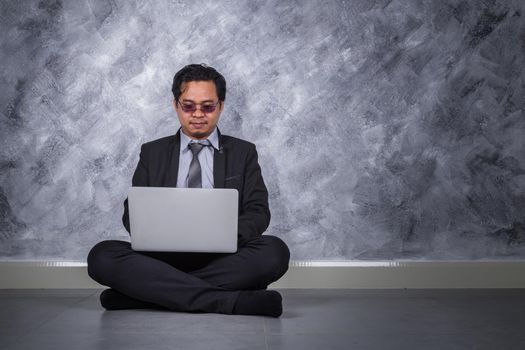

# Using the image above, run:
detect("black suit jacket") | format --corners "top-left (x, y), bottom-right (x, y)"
top-left (122, 128), bottom-right (271, 246)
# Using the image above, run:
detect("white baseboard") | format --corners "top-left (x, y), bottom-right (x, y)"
top-left (1, 260), bottom-right (525, 289)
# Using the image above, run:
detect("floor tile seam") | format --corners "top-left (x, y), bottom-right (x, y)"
top-left (263, 333), bottom-right (269, 350)
top-left (0, 296), bottom-right (99, 300)
top-left (95, 315), bottom-right (269, 324)
top-left (283, 297), bottom-right (525, 301)
top-left (262, 330), bottom-right (525, 336)
top-left (27, 329), bottom-right (267, 336)
top-left (262, 318), bottom-right (269, 350)
top-left (0, 289), bottom-right (100, 294)
top-left (289, 290), bottom-right (518, 294)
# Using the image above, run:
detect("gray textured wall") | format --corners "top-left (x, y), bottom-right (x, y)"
top-left (1, 0), bottom-right (524, 261)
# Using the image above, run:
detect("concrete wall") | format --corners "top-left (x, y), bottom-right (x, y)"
top-left (1, 0), bottom-right (524, 261)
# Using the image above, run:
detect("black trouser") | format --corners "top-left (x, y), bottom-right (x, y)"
top-left (87, 235), bottom-right (290, 314)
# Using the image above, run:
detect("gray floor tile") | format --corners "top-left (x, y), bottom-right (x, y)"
top-left (265, 332), bottom-right (525, 350)
top-left (0, 289), bottom-right (98, 298)
top-left (0, 296), bottom-right (86, 331)
top-left (2, 289), bottom-right (525, 350)
top-left (4, 331), bottom-right (268, 350)
top-left (0, 293), bottom-right (95, 349)
top-left (33, 292), bottom-right (265, 335)
top-left (0, 330), bottom-right (22, 349)
top-left (265, 289), bottom-right (525, 336)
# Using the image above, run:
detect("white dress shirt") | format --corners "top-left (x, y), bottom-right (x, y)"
top-left (176, 128), bottom-right (219, 188)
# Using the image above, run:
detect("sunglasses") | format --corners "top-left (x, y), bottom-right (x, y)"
top-left (178, 100), bottom-right (221, 113)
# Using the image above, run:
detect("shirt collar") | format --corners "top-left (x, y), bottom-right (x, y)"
top-left (180, 127), bottom-right (220, 153)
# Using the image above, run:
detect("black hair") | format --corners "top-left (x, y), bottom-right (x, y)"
top-left (171, 63), bottom-right (226, 103)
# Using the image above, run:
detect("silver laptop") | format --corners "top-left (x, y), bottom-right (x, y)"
top-left (128, 187), bottom-right (238, 253)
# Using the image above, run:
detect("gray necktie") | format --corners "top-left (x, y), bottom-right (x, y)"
top-left (187, 141), bottom-right (208, 188)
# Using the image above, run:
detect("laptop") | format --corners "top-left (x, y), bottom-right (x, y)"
top-left (128, 187), bottom-right (238, 253)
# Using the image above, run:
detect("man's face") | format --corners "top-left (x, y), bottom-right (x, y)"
top-left (174, 80), bottom-right (224, 140)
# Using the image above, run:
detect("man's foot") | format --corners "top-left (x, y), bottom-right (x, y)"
top-left (99, 289), bottom-right (161, 310)
top-left (232, 290), bottom-right (283, 317)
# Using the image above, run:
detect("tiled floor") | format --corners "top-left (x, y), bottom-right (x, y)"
top-left (1, 289), bottom-right (524, 350)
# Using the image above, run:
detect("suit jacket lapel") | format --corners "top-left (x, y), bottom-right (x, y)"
top-left (214, 128), bottom-right (226, 188)
top-left (166, 129), bottom-right (181, 187)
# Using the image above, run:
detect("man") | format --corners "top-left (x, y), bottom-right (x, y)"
top-left (87, 64), bottom-right (290, 317)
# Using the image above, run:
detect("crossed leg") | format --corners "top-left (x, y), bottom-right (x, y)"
top-left (87, 235), bottom-right (290, 315)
